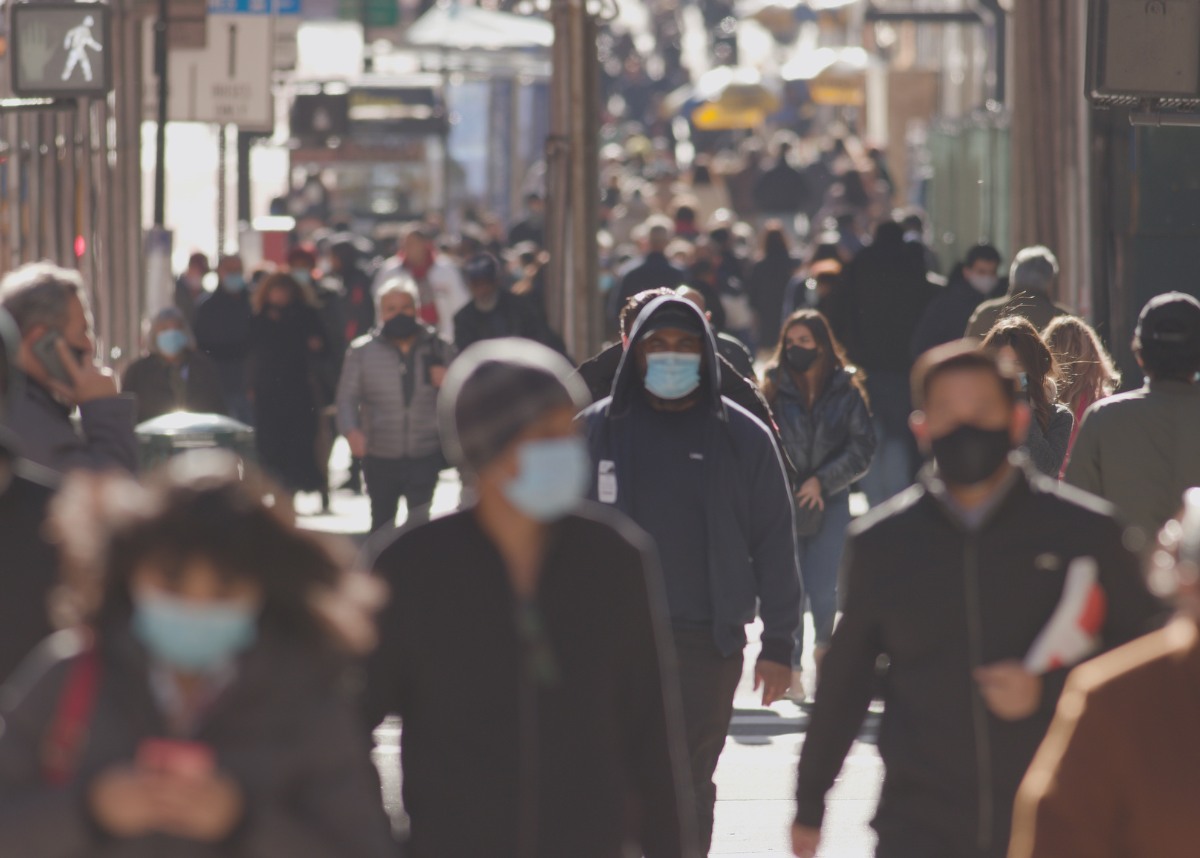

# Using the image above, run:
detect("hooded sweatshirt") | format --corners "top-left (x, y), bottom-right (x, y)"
top-left (577, 297), bottom-right (800, 664)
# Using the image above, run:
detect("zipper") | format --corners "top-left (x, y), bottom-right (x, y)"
top-left (962, 537), bottom-right (994, 853)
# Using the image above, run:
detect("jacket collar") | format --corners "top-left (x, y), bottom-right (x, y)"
top-left (609, 296), bottom-right (725, 420)
top-left (1147, 378), bottom-right (1200, 395)
top-left (769, 364), bottom-right (853, 402)
top-left (920, 453), bottom-right (1037, 531)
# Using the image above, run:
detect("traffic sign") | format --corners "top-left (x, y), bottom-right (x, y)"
top-left (10, 2), bottom-right (113, 98)
top-left (207, 0), bottom-right (302, 14)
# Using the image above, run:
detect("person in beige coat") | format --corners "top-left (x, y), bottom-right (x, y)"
top-left (1010, 490), bottom-right (1200, 858)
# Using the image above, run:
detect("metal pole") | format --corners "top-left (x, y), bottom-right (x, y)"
top-left (567, 1), bottom-right (599, 359)
top-left (217, 124), bottom-right (228, 255)
top-left (153, 0), bottom-right (169, 227)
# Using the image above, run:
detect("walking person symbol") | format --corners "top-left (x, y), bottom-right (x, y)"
top-left (62, 16), bottom-right (102, 83)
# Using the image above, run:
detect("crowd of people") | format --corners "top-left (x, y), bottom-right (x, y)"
top-left (0, 125), bottom-right (1198, 856)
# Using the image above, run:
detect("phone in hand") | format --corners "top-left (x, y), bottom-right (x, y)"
top-left (136, 739), bottom-right (216, 779)
top-left (31, 331), bottom-right (73, 387)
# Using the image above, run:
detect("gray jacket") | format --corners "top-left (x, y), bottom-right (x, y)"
top-left (0, 629), bottom-right (396, 858)
top-left (336, 327), bottom-right (455, 460)
top-left (3, 375), bottom-right (137, 474)
top-left (1065, 380), bottom-right (1200, 544)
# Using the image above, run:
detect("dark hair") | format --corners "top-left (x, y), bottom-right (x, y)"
top-left (48, 453), bottom-right (380, 654)
top-left (187, 252), bottom-right (210, 272)
top-left (981, 317), bottom-right (1061, 431)
top-left (965, 244), bottom-right (1002, 269)
top-left (252, 272), bottom-right (312, 314)
top-left (620, 288), bottom-right (676, 338)
top-left (761, 222), bottom-right (790, 260)
top-left (912, 341), bottom-right (1019, 412)
top-left (674, 204), bottom-right (697, 225)
top-left (286, 245), bottom-right (317, 270)
top-left (763, 309), bottom-right (867, 406)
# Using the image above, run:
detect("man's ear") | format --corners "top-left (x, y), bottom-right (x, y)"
top-left (1011, 401), bottom-right (1032, 445)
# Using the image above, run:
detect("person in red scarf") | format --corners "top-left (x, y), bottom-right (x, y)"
top-left (373, 226), bottom-right (469, 343)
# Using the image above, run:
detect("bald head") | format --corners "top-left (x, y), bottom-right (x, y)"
top-left (676, 286), bottom-right (707, 313)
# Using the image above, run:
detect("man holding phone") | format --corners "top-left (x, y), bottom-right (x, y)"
top-left (0, 262), bottom-right (137, 474)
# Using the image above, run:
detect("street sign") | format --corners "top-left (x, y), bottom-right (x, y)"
top-left (10, 2), bottom-right (113, 98)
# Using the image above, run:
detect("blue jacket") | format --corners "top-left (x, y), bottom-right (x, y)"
top-left (577, 297), bottom-right (800, 664)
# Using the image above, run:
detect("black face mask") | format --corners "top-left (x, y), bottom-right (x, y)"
top-left (382, 314), bottom-right (420, 341)
top-left (785, 345), bottom-right (819, 373)
top-left (930, 424), bottom-right (1013, 486)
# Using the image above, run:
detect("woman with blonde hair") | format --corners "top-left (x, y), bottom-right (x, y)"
top-left (1043, 315), bottom-right (1121, 475)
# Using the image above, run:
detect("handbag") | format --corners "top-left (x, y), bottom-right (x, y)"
top-left (42, 646), bottom-right (101, 786)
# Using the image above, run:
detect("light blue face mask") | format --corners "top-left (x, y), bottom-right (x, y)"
top-left (132, 591), bottom-right (259, 673)
top-left (644, 352), bottom-right (702, 400)
top-left (156, 329), bottom-right (189, 357)
top-left (223, 273), bottom-right (247, 293)
top-left (1018, 372), bottom-right (1029, 391)
top-left (503, 437), bottom-right (591, 522)
top-left (292, 271), bottom-right (312, 287)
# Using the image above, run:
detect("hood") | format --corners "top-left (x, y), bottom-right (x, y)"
top-left (609, 295), bottom-right (725, 418)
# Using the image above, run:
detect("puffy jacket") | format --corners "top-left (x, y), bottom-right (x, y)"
top-left (795, 463), bottom-right (1165, 857)
top-left (577, 297), bottom-right (800, 665)
top-left (335, 326), bottom-right (455, 460)
top-left (765, 366), bottom-right (875, 496)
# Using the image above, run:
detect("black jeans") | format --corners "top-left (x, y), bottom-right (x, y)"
top-left (364, 454), bottom-right (443, 533)
top-left (671, 627), bottom-right (744, 853)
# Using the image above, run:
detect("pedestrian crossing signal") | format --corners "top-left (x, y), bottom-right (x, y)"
top-left (10, 3), bottom-right (113, 98)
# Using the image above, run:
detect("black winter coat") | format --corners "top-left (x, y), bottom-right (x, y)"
top-left (607, 253), bottom-right (688, 326)
top-left (795, 465), bottom-right (1165, 858)
top-left (0, 453), bottom-right (58, 686)
top-left (122, 351), bottom-right (228, 424)
top-left (766, 366), bottom-right (875, 496)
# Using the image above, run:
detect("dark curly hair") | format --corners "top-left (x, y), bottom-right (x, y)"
top-left (48, 451), bottom-right (381, 655)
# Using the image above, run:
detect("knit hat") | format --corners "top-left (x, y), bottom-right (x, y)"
top-left (438, 339), bottom-right (589, 473)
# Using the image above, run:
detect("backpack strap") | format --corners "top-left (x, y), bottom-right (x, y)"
top-left (42, 647), bottom-right (101, 787)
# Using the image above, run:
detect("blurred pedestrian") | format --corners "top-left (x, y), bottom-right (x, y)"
top-left (507, 192), bottom-right (545, 248)
top-left (579, 296), bottom-right (800, 850)
top-left (747, 222), bottom-right (798, 353)
top-left (838, 220), bottom-right (937, 505)
top-left (1066, 292), bottom-right (1200, 545)
top-left (193, 255), bottom-right (254, 425)
top-left (122, 308), bottom-right (226, 424)
top-left (336, 279), bottom-right (454, 534)
top-left (676, 286), bottom-right (755, 381)
top-left (0, 308), bottom-right (58, 686)
top-left (173, 252), bottom-right (210, 327)
top-left (609, 216), bottom-right (689, 328)
top-left (911, 244), bottom-right (1005, 359)
top-left (0, 262), bottom-right (137, 474)
top-left (1042, 315), bottom-right (1120, 476)
top-left (792, 342), bottom-right (1162, 858)
top-left (364, 339), bottom-right (697, 857)
top-left (761, 310), bottom-right (875, 699)
top-left (373, 226), bottom-right (469, 342)
top-left (1010, 491), bottom-right (1200, 858)
top-left (249, 274), bottom-right (326, 498)
top-left (0, 453), bottom-right (395, 858)
top-left (753, 139), bottom-right (809, 238)
top-left (981, 318), bottom-right (1074, 477)
top-left (328, 237), bottom-right (376, 343)
top-left (966, 246), bottom-right (1070, 338)
top-left (454, 253), bottom-right (565, 354)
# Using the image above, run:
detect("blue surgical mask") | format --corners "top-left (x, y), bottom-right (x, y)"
top-left (292, 271), bottom-right (312, 287)
top-left (503, 437), bottom-right (591, 522)
top-left (1018, 372), bottom-right (1029, 391)
top-left (132, 591), bottom-right (258, 673)
top-left (156, 329), bottom-right (189, 357)
top-left (223, 273), bottom-right (247, 293)
top-left (644, 352), bottom-right (702, 400)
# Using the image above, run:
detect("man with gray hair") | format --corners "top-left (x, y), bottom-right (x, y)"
top-left (0, 262), bottom-right (136, 473)
top-left (965, 245), bottom-right (1070, 337)
top-left (336, 277), bottom-right (455, 533)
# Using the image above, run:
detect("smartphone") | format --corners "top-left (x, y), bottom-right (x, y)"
top-left (136, 739), bottom-right (216, 779)
top-left (32, 331), bottom-right (73, 387)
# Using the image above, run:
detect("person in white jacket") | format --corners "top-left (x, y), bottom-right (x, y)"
top-left (373, 227), bottom-right (469, 342)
